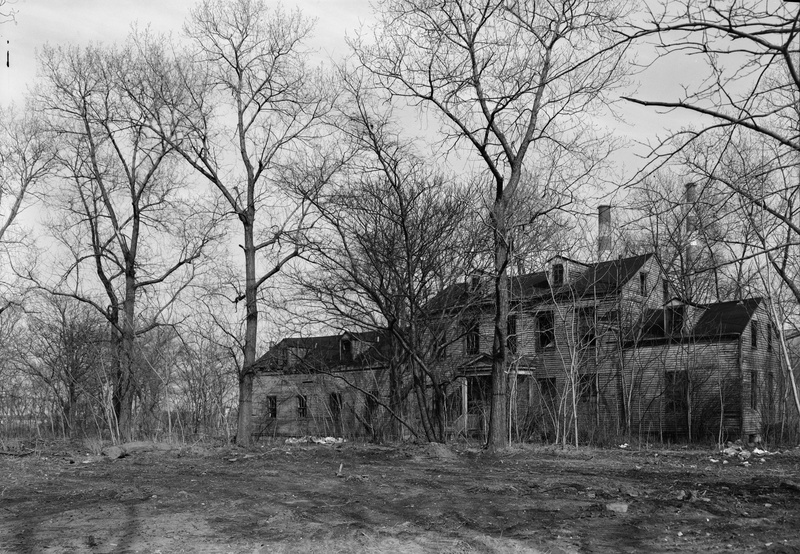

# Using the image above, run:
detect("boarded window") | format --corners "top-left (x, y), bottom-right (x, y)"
top-left (537, 311), bottom-right (555, 350)
top-left (266, 395), bottom-right (277, 419)
top-left (297, 395), bottom-right (308, 418)
top-left (507, 314), bottom-right (518, 354)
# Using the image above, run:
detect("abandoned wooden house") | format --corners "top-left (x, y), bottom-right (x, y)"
top-left (253, 189), bottom-right (782, 443)
top-left (252, 246), bottom-right (780, 443)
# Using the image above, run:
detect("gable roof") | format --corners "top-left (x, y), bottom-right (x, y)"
top-left (425, 253), bottom-right (654, 313)
top-left (692, 298), bottom-right (763, 337)
top-left (628, 297), bottom-right (764, 346)
top-left (253, 330), bottom-right (389, 374)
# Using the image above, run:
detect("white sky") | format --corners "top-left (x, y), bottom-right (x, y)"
top-left (0, 0), bottom-right (707, 193)
top-left (0, 0), bottom-right (369, 106)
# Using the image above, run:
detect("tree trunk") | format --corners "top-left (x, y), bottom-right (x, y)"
top-left (487, 197), bottom-right (509, 451)
top-left (237, 218), bottom-right (258, 446)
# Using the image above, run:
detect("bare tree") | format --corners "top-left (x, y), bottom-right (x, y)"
top-left (292, 73), bottom-right (480, 441)
top-left (355, 0), bottom-right (633, 449)
top-left (625, 0), bottom-right (800, 428)
top-left (33, 43), bottom-right (216, 441)
top-left (17, 294), bottom-right (106, 437)
top-left (123, 1), bottom-right (336, 445)
top-left (0, 105), bottom-right (54, 313)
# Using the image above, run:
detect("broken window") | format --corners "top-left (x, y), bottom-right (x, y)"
top-left (537, 311), bottom-right (555, 350)
top-left (578, 307), bottom-right (596, 348)
top-left (266, 395), bottom-right (277, 419)
top-left (578, 374), bottom-right (597, 402)
top-left (507, 313), bottom-right (518, 354)
top-left (341, 338), bottom-right (353, 361)
top-left (552, 263), bottom-right (564, 287)
top-left (664, 370), bottom-right (688, 415)
top-left (297, 395), bottom-right (308, 418)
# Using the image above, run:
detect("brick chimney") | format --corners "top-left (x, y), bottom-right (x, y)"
top-left (598, 205), bottom-right (612, 259)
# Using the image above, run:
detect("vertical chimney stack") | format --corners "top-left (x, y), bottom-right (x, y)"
top-left (684, 183), bottom-right (698, 301)
top-left (598, 205), bottom-right (612, 259)
top-left (684, 183), bottom-right (697, 234)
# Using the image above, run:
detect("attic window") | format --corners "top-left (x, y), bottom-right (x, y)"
top-left (662, 279), bottom-right (669, 303)
top-left (665, 305), bottom-right (683, 336)
top-left (639, 272), bottom-right (648, 296)
top-left (751, 321), bottom-right (758, 350)
top-left (341, 338), bottom-right (353, 361)
top-left (552, 263), bottom-right (564, 287)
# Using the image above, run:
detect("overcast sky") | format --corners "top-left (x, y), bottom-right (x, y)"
top-left (0, 0), bottom-right (370, 107)
top-left (0, 0), bottom-right (705, 188)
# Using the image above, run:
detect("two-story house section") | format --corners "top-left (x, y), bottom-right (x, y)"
top-left (624, 297), bottom-right (780, 443)
top-left (251, 331), bottom-right (392, 440)
top-left (425, 252), bottom-right (664, 440)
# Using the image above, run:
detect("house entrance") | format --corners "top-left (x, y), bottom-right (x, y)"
top-left (466, 375), bottom-right (491, 438)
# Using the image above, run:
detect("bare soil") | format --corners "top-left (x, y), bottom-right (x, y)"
top-left (2, 440), bottom-right (800, 553)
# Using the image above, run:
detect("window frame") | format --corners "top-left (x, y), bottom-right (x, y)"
top-left (297, 395), bottom-right (308, 418)
top-left (537, 311), bottom-right (555, 351)
top-left (266, 395), bottom-right (277, 419)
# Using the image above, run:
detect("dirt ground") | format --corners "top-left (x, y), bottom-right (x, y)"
top-left (2, 440), bottom-right (800, 553)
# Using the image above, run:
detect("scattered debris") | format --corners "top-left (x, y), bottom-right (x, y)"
top-left (284, 436), bottom-right (346, 445)
top-left (606, 502), bottom-right (629, 514)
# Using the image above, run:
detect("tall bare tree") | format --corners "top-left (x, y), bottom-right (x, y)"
top-left (625, 1), bottom-right (800, 428)
top-left (0, 105), bottom-right (54, 313)
top-left (125, 1), bottom-right (335, 445)
top-left (292, 72), bottom-right (481, 441)
top-left (34, 43), bottom-right (216, 441)
top-left (356, 0), bottom-right (633, 449)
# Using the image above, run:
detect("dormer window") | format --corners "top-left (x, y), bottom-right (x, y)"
top-left (665, 305), bottom-right (684, 336)
top-left (552, 263), bottom-right (564, 287)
